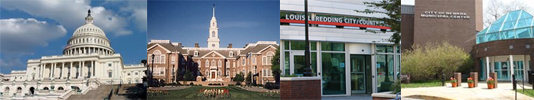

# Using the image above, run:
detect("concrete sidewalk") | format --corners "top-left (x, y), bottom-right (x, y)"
top-left (402, 82), bottom-right (534, 100)
top-left (322, 94), bottom-right (372, 100)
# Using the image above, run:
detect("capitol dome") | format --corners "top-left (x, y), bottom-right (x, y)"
top-left (63, 9), bottom-right (115, 55)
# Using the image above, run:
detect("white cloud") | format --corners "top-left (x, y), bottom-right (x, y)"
top-left (0, 18), bottom-right (67, 72)
top-left (0, 18), bottom-right (67, 54)
top-left (0, 0), bottom-right (133, 36)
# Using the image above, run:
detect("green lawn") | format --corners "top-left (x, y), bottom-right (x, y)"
top-left (148, 86), bottom-right (279, 100)
top-left (518, 89), bottom-right (534, 97)
top-left (402, 80), bottom-right (444, 88)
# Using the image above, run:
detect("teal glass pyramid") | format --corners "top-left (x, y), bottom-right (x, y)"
top-left (476, 10), bottom-right (534, 44)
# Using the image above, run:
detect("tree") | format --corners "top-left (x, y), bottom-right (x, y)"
top-left (356, 0), bottom-right (400, 44)
top-left (401, 42), bottom-right (471, 85)
top-left (232, 72), bottom-right (245, 85)
top-left (271, 47), bottom-right (281, 84)
top-left (245, 72), bottom-right (252, 86)
top-left (484, 0), bottom-right (531, 27)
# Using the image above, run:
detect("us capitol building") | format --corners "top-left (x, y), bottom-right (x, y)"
top-left (0, 10), bottom-right (146, 99)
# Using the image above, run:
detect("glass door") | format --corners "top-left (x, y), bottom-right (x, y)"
top-left (322, 53), bottom-right (346, 95)
top-left (350, 55), bottom-right (371, 94)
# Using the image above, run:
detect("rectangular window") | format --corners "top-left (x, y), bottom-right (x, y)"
top-left (252, 55), bottom-right (256, 65)
top-left (321, 42), bottom-right (344, 51)
top-left (262, 56), bottom-right (266, 65)
top-left (376, 45), bottom-right (394, 53)
top-left (242, 59), bottom-right (246, 65)
top-left (108, 72), bottom-right (112, 78)
top-left (206, 60), bottom-right (209, 67)
top-left (161, 55), bottom-right (166, 64)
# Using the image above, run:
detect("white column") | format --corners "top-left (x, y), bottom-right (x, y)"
top-left (78, 61), bottom-right (81, 79)
top-left (81, 61), bottom-right (85, 78)
top-left (61, 62), bottom-right (64, 79)
top-left (90, 60), bottom-right (93, 77)
top-left (510, 55), bottom-right (514, 82)
top-left (486, 56), bottom-right (490, 79)
top-left (70, 62), bottom-right (73, 79)
top-left (371, 43), bottom-right (377, 93)
top-left (51, 63), bottom-right (55, 79)
top-left (39, 64), bottom-right (43, 79)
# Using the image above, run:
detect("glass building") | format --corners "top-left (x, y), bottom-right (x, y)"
top-left (475, 10), bottom-right (533, 82)
top-left (280, 1), bottom-right (401, 96)
top-left (476, 10), bottom-right (534, 44)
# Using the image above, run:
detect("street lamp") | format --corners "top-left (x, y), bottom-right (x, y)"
top-left (150, 54), bottom-right (155, 86)
top-left (303, 0), bottom-right (313, 76)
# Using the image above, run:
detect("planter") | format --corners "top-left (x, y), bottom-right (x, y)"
top-left (451, 82), bottom-right (457, 87)
top-left (468, 83), bottom-right (474, 88)
top-left (487, 84), bottom-right (494, 89)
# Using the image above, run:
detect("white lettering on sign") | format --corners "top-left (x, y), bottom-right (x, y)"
top-left (284, 14), bottom-right (385, 26)
top-left (420, 11), bottom-right (470, 19)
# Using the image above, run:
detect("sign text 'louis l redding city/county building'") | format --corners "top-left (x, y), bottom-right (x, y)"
top-left (283, 13), bottom-right (386, 26)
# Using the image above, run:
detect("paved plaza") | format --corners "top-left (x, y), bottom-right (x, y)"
top-left (402, 82), bottom-right (534, 100)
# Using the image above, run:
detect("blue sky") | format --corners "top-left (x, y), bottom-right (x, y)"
top-left (0, 0), bottom-right (147, 74)
top-left (147, 0), bottom-right (280, 48)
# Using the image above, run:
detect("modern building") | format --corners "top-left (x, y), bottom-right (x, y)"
top-left (147, 5), bottom-right (278, 85)
top-left (473, 10), bottom-right (533, 82)
top-left (402, 0), bottom-right (533, 82)
top-left (0, 10), bottom-right (146, 99)
top-left (280, 0), bottom-right (401, 96)
top-left (401, 0), bottom-right (483, 52)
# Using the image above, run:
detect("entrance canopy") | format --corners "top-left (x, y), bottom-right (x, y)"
top-left (476, 10), bottom-right (534, 44)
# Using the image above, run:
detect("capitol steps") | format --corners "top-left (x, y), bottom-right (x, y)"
top-left (67, 85), bottom-right (115, 100)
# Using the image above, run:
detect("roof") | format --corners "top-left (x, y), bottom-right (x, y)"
top-left (477, 10), bottom-right (534, 44)
top-left (147, 42), bottom-right (185, 53)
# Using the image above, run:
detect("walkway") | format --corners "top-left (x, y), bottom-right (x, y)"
top-left (402, 82), bottom-right (534, 100)
top-left (322, 94), bottom-right (372, 100)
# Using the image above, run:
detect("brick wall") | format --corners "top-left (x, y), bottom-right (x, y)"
top-left (280, 79), bottom-right (321, 100)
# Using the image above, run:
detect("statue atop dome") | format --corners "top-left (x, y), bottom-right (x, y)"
top-left (85, 9), bottom-right (93, 24)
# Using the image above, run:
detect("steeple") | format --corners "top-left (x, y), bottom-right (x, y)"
top-left (85, 9), bottom-right (93, 24)
top-left (212, 4), bottom-right (215, 18)
top-left (208, 4), bottom-right (220, 48)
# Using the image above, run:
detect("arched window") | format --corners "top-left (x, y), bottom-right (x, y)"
top-left (229, 51), bottom-right (234, 57)
top-left (218, 60), bottom-right (222, 67)
top-left (212, 31), bottom-right (215, 37)
top-left (194, 51), bottom-right (199, 56)
top-left (153, 50), bottom-right (161, 63)
top-left (58, 87), bottom-right (64, 90)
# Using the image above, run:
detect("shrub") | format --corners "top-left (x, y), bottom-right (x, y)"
top-left (401, 42), bottom-right (471, 85)
top-left (264, 82), bottom-right (280, 90)
top-left (391, 80), bottom-right (401, 94)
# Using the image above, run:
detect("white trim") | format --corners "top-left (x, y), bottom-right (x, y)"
top-left (147, 44), bottom-right (172, 53)
top-left (257, 45), bottom-right (277, 53)
top-left (200, 51), bottom-right (227, 59)
top-left (280, 77), bottom-right (321, 81)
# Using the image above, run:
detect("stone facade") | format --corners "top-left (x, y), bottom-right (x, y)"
top-left (0, 10), bottom-right (146, 99)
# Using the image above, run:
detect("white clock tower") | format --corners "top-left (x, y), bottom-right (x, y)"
top-left (207, 4), bottom-right (220, 48)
